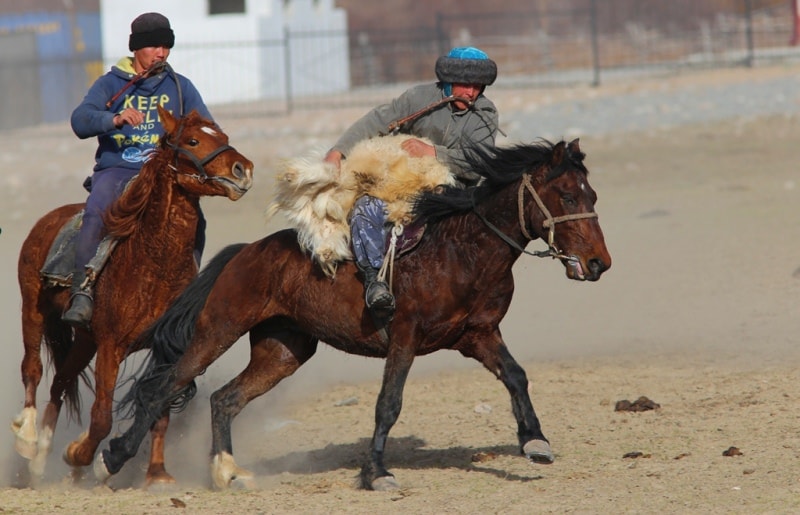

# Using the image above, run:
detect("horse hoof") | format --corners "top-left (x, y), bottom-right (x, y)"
top-left (63, 431), bottom-right (92, 467)
top-left (370, 475), bottom-right (400, 491)
top-left (11, 407), bottom-right (38, 460)
top-left (14, 436), bottom-right (38, 461)
top-left (145, 469), bottom-right (176, 489)
top-left (145, 477), bottom-right (178, 493)
top-left (523, 439), bottom-right (554, 464)
top-left (211, 452), bottom-right (254, 490)
top-left (93, 451), bottom-right (111, 483)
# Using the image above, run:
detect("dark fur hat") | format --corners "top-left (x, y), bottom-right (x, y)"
top-left (435, 46), bottom-right (497, 86)
top-left (129, 12), bottom-right (175, 51)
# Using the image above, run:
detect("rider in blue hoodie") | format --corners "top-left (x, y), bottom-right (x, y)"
top-left (63, 12), bottom-right (214, 328)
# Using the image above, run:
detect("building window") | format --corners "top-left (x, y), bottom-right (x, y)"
top-left (209, 0), bottom-right (245, 15)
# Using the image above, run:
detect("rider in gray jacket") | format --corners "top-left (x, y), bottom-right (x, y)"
top-left (324, 46), bottom-right (500, 321)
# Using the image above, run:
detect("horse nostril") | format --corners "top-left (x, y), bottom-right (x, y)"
top-left (232, 162), bottom-right (245, 179)
top-left (588, 258), bottom-right (607, 277)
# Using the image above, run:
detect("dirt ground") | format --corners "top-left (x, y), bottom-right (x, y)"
top-left (1, 66), bottom-right (800, 513)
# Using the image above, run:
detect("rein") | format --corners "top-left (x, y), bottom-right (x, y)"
top-left (475, 173), bottom-right (598, 262)
top-left (106, 61), bottom-right (167, 108)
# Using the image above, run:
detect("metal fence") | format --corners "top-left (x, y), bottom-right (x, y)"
top-left (3, 1), bottom-right (798, 128)
top-left (201, 0), bottom-right (799, 118)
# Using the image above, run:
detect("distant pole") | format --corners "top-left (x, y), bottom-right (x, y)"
top-left (792, 0), bottom-right (800, 45)
top-left (590, 0), bottom-right (600, 86)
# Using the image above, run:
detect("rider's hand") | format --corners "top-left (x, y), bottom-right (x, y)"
top-left (114, 108), bottom-right (145, 128)
top-left (401, 138), bottom-right (435, 158)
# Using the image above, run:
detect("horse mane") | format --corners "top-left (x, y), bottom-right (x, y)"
top-left (103, 113), bottom-right (205, 238)
top-left (413, 139), bottom-right (587, 222)
top-left (103, 152), bottom-right (167, 238)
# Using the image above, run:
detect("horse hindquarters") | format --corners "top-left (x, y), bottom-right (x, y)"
top-left (14, 205), bottom-right (83, 470)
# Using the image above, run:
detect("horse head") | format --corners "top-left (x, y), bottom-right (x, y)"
top-left (522, 139), bottom-right (611, 281)
top-left (158, 104), bottom-right (253, 200)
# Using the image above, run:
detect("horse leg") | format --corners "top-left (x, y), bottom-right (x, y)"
top-left (96, 323), bottom-right (256, 481)
top-left (360, 345), bottom-right (415, 491)
top-left (140, 411), bottom-right (175, 486)
top-left (30, 335), bottom-right (96, 479)
top-left (465, 334), bottom-right (554, 464)
top-left (12, 300), bottom-right (47, 460)
top-left (211, 326), bottom-right (318, 489)
top-left (64, 343), bottom-right (121, 468)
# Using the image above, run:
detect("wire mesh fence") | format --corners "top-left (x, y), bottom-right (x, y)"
top-left (201, 0), bottom-right (799, 118)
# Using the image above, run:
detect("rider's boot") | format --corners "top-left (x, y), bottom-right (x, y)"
top-left (357, 262), bottom-right (395, 319)
top-left (62, 268), bottom-right (94, 329)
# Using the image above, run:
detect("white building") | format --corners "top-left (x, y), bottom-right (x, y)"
top-left (99, 0), bottom-right (349, 106)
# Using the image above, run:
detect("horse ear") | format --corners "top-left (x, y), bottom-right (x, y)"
top-left (158, 104), bottom-right (177, 136)
top-left (552, 141), bottom-right (567, 166)
top-left (567, 138), bottom-right (586, 162)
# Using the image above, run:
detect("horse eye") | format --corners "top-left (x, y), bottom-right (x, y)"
top-left (188, 138), bottom-right (199, 147)
top-left (562, 195), bottom-right (577, 207)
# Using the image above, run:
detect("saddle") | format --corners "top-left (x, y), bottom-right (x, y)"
top-left (40, 211), bottom-right (117, 288)
top-left (390, 218), bottom-right (426, 258)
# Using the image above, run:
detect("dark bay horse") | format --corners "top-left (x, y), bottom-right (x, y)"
top-left (96, 139), bottom-right (611, 490)
top-left (12, 105), bottom-right (253, 485)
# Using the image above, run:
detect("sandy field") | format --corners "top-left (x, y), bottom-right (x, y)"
top-left (1, 65), bottom-right (799, 513)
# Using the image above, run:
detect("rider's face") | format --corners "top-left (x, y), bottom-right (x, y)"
top-left (451, 83), bottom-right (483, 110)
top-left (132, 46), bottom-right (171, 74)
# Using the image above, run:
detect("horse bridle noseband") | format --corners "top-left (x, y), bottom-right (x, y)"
top-left (164, 123), bottom-right (238, 184)
top-left (475, 172), bottom-right (598, 262)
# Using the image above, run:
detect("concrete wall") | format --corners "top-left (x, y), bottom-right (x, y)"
top-left (0, 12), bottom-right (102, 129)
top-left (99, 0), bottom-right (349, 105)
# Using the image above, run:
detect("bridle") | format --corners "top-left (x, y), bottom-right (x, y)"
top-left (164, 121), bottom-right (238, 184)
top-left (475, 172), bottom-right (598, 262)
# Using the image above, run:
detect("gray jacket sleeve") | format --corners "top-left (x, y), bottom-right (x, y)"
top-left (331, 90), bottom-right (417, 156)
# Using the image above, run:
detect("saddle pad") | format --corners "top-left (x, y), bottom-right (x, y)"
top-left (40, 211), bottom-right (118, 288)
top-left (392, 219), bottom-right (426, 258)
top-left (40, 213), bottom-right (82, 287)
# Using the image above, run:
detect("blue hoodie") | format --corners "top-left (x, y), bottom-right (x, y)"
top-left (71, 57), bottom-right (213, 172)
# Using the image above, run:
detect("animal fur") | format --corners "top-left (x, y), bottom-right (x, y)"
top-left (267, 135), bottom-right (456, 277)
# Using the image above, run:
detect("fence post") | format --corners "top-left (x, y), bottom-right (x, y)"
top-left (284, 26), bottom-right (293, 114)
top-left (435, 12), bottom-right (448, 56)
top-left (744, 0), bottom-right (754, 67)
top-left (590, 0), bottom-right (600, 86)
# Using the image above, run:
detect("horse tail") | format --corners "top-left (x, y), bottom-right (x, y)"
top-left (43, 317), bottom-right (91, 424)
top-left (117, 243), bottom-right (247, 420)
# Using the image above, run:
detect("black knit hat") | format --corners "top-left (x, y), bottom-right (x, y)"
top-left (435, 46), bottom-right (497, 86)
top-left (129, 12), bottom-right (175, 51)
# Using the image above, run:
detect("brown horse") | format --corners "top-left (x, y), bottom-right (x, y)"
top-left (12, 105), bottom-right (253, 485)
top-left (96, 139), bottom-right (610, 490)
